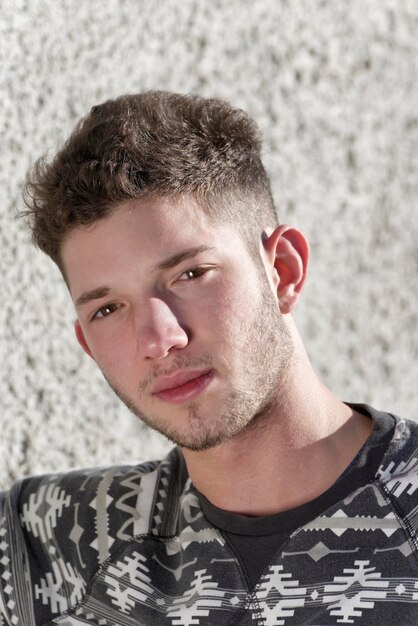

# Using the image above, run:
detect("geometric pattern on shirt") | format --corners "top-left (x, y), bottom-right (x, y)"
top-left (2, 409), bottom-right (418, 625)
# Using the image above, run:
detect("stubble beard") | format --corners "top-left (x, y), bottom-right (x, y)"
top-left (102, 283), bottom-right (293, 452)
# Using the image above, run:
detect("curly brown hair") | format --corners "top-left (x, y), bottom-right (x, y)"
top-left (23, 91), bottom-right (278, 268)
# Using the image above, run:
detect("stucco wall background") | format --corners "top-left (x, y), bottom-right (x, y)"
top-left (1, 0), bottom-right (417, 489)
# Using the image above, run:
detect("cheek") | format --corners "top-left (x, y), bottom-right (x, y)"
top-left (199, 283), bottom-right (239, 324)
top-left (87, 324), bottom-right (137, 372)
top-left (200, 283), bottom-right (257, 341)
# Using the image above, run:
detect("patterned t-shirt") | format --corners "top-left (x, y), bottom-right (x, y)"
top-left (1, 405), bottom-right (418, 625)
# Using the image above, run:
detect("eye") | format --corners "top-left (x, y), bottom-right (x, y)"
top-left (92, 303), bottom-right (121, 320)
top-left (177, 267), bottom-right (209, 281)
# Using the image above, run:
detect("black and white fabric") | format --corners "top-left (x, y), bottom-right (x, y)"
top-left (1, 405), bottom-right (418, 625)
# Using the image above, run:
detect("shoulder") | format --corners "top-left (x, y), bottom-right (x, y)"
top-left (376, 413), bottom-right (418, 519)
top-left (377, 413), bottom-right (418, 483)
top-left (0, 448), bottom-right (185, 623)
top-left (0, 447), bottom-right (185, 557)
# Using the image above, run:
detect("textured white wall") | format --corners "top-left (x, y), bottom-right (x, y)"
top-left (1, 0), bottom-right (417, 489)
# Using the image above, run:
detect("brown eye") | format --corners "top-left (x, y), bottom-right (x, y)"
top-left (94, 303), bottom-right (119, 319)
top-left (178, 267), bottom-right (207, 281)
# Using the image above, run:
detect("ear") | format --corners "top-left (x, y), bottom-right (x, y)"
top-left (262, 225), bottom-right (309, 314)
top-left (74, 320), bottom-right (94, 359)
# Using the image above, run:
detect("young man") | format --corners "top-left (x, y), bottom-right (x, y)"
top-left (1, 91), bottom-right (417, 625)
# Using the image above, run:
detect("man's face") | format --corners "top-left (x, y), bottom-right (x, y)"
top-left (61, 196), bottom-right (293, 451)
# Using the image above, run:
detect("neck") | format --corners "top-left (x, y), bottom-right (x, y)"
top-left (182, 317), bottom-right (373, 516)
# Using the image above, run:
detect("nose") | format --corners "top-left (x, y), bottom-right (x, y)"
top-left (137, 297), bottom-right (188, 360)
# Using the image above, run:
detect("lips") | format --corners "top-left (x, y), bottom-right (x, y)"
top-left (151, 369), bottom-right (214, 404)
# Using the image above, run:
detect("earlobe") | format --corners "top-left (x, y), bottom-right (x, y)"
top-left (262, 225), bottom-right (309, 314)
top-left (74, 320), bottom-right (94, 359)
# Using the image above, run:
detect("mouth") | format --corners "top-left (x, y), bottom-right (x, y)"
top-left (151, 369), bottom-right (214, 404)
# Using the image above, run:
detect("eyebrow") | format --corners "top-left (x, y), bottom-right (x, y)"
top-left (75, 245), bottom-right (215, 307)
top-left (76, 286), bottom-right (111, 307)
top-left (155, 245), bottom-right (216, 271)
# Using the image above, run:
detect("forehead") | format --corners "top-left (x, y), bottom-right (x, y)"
top-left (60, 196), bottom-right (248, 296)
